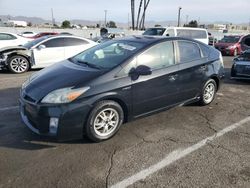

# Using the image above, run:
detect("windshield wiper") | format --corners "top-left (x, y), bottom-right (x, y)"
top-left (76, 60), bottom-right (102, 70)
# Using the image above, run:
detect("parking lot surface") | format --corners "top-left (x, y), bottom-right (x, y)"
top-left (0, 56), bottom-right (250, 188)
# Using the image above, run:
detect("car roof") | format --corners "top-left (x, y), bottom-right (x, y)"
top-left (113, 35), bottom-right (202, 45)
top-left (36, 35), bottom-right (96, 44)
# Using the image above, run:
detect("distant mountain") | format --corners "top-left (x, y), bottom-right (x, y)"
top-left (0, 15), bottom-right (52, 24)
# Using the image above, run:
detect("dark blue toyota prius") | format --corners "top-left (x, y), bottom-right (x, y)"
top-left (20, 36), bottom-right (224, 142)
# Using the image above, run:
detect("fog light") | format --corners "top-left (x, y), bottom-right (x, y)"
top-left (49, 117), bottom-right (59, 134)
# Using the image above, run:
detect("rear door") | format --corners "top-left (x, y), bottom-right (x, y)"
top-left (131, 41), bottom-right (181, 117)
top-left (32, 38), bottom-right (65, 67)
top-left (175, 40), bottom-right (208, 101)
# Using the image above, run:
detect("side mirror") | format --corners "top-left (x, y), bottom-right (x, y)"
top-left (136, 65), bottom-right (152, 76)
top-left (37, 45), bottom-right (46, 50)
top-left (129, 65), bottom-right (152, 80)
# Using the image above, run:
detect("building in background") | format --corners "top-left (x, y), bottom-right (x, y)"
top-left (6, 20), bottom-right (27, 27)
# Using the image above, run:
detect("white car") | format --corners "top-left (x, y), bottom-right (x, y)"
top-left (0, 32), bottom-right (32, 49)
top-left (143, 27), bottom-right (209, 45)
top-left (0, 35), bottom-right (97, 73)
top-left (19, 31), bottom-right (37, 38)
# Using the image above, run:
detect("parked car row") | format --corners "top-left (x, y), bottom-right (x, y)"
top-left (20, 36), bottom-right (224, 142)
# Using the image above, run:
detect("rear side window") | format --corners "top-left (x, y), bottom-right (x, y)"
top-left (64, 38), bottom-right (88, 46)
top-left (137, 41), bottom-right (175, 70)
top-left (176, 29), bottom-right (207, 39)
top-left (199, 44), bottom-right (210, 57)
top-left (0, 33), bottom-right (17, 40)
top-left (177, 41), bottom-right (201, 63)
top-left (42, 38), bottom-right (64, 48)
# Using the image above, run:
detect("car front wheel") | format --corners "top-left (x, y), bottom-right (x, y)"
top-left (200, 79), bottom-right (217, 106)
top-left (85, 100), bottom-right (124, 142)
top-left (8, 55), bottom-right (30, 73)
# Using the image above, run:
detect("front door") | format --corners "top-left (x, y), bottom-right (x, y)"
top-left (131, 41), bottom-right (181, 117)
top-left (32, 38), bottom-right (65, 68)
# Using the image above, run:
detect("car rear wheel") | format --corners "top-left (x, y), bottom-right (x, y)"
top-left (8, 55), bottom-right (30, 73)
top-left (85, 100), bottom-right (124, 142)
top-left (200, 79), bottom-right (217, 106)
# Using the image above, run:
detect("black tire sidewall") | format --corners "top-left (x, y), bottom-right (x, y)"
top-left (200, 79), bottom-right (217, 106)
top-left (8, 55), bottom-right (30, 73)
top-left (86, 100), bottom-right (124, 142)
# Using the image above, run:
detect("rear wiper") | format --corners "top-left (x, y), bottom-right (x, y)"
top-left (76, 60), bottom-right (102, 69)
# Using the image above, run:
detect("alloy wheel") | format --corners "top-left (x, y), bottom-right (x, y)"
top-left (93, 108), bottom-right (119, 137)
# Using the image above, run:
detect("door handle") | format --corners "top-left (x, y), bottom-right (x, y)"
top-left (200, 65), bottom-right (207, 71)
top-left (169, 74), bottom-right (178, 81)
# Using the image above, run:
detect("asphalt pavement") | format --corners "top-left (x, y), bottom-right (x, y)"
top-left (0, 56), bottom-right (250, 188)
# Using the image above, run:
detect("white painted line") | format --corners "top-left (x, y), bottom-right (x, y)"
top-left (0, 106), bottom-right (19, 112)
top-left (111, 116), bottom-right (250, 188)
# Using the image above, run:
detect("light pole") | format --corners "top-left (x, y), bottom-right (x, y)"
top-left (104, 10), bottom-right (107, 27)
top-left (177, 6), bottom-right (182, 27)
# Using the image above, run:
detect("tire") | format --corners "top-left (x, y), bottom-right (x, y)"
top-left (8, 55), bottom-right (30, 74)
top-left (233, 48), bottom-right (238, 56)
top-left (200, 79), bottom-right (217, 106)
top-left (85, 100), bottom-right (124, 142)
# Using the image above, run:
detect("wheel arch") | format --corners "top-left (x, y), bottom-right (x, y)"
top-left (209, 75), bottom-right (220, 91)
top-left (91, 95), bottom-right (129, 123)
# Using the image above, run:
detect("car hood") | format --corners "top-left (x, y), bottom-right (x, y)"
top-left (0, 46), bottom-right (27, 53)
top-left (23, 60), bottom-right (106, 102)
top-left (214, 43), bottom-right (235, 48)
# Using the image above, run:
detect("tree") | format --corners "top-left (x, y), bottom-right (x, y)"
top-left (27, 22), bottom-right (32, 27)
top-left (184, 20), bottom-right (198, 28)
top-left (61, 20), bottom-right (71, 28)
top-left (106, 21), bottom-right (117, 28)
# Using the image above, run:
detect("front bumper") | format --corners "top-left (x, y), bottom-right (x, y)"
top-left (20, 97), bottom-right (92, 141)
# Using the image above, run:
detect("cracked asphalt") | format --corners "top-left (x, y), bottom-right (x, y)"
top-left (0, 56), bottom-right (250, 188)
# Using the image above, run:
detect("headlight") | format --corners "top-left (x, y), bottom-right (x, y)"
top-left (41, 87), bottom-right (90, 104)
top-left (226, 45), bottom-right (235, 50)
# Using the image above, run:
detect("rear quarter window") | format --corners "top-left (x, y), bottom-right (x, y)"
top-left (199, 44), bottom-right (210, 57)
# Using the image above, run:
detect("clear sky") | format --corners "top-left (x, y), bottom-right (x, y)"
top-left (0, 0), bottom-right (249, 23)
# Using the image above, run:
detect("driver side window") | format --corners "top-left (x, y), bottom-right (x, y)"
top-left (136, 41), bottom-right (175, 70)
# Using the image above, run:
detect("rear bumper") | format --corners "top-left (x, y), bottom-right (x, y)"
top-left (19, 97), bottom-right (92, 141)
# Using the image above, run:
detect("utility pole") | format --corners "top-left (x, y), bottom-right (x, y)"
top-left (177, 6), bottom-right (182, 27)
top-left (51, 8), bottom-right (55, 26)
top-left (104, 10), bottom-right (107, 27)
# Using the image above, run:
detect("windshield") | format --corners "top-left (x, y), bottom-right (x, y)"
top-left (70, 40), bottom-right (144, 69)
top-left (237, 51), bottom-right (250, 61)
top-left (143, 28), bottom-right (166, 36)
top-left (23, 36), bottom-right (50, 49)
top-left (220, 36), bottom-right (241, 43)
